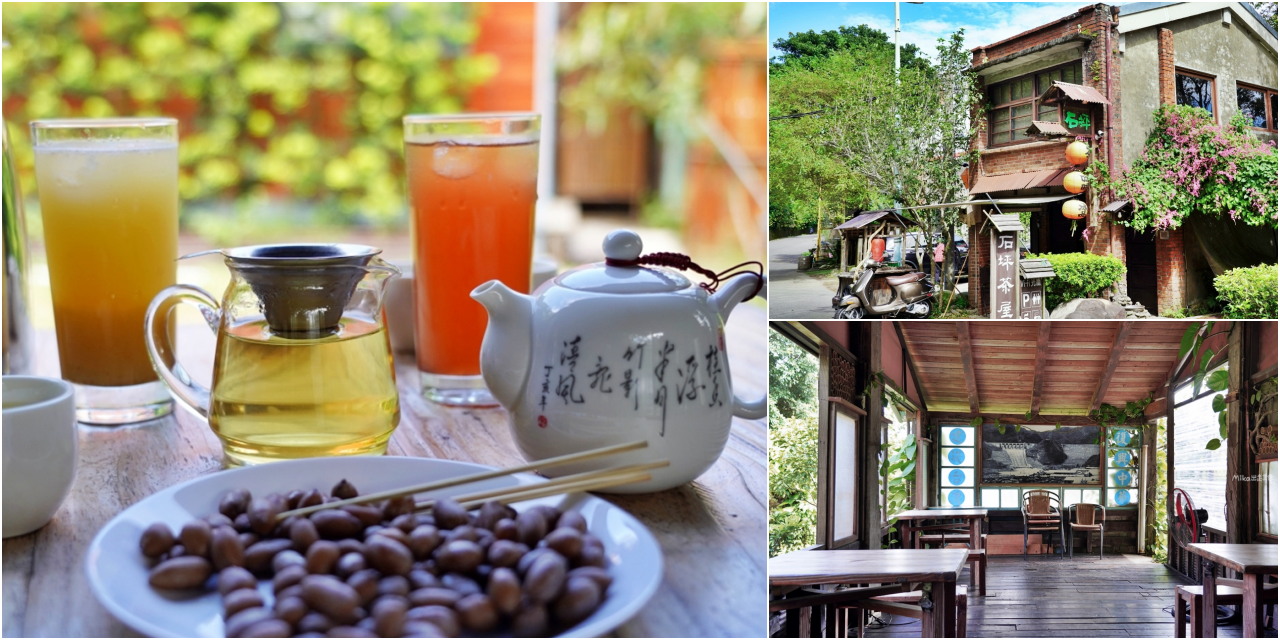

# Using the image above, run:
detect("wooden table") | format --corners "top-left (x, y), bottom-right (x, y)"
top-left (1184, 543), bottom-right (1278, 638)
top-left (894, 509), bottom-right (988, 551)
top-left (768, 548), bottom-right (970, 638)
top-left (2, 305), bottom-right (767, 638)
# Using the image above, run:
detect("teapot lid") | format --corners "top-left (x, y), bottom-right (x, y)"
top-left (555, 230), bottom-right (692, 294)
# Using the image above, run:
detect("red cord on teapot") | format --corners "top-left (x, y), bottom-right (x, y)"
top-left (605, 252), bottom-right (764, 301)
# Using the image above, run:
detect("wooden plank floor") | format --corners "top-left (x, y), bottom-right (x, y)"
top-left (860, 554), bottom-right (1267, 638)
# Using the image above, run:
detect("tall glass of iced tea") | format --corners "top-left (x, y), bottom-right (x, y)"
top-left (31, 118), bottom-right (178, 424)
top-left (403, 113), bottom-right (539, 406)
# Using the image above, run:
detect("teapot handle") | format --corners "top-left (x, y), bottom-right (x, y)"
top-left (144, 284), bottom-right (220, 417)
top-left (709, 273), bottom-right (768, 421)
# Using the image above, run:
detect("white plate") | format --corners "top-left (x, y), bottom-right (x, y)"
top-left (85, 456), bottom-right (663, 638)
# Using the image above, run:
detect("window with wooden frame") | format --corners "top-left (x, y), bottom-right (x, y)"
top-left (987, 61), bottom-right (1083, 147)
top-left (1236, 82), bottom-right (1278, 132)
top-left (830, 404), bottom-right (860, 547)
top-left (1175, 69), bottom-right (1217, 119)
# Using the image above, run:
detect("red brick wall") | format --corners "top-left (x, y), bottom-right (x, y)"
top-left (982, 140), bottom-right (1072, 175)
top-left (1156, 228), bottom-right (1187, 315)
top-left (1152, 27), bottom-right (1186, 314)
top-left (1157, 28), bottom-right (1175, 106)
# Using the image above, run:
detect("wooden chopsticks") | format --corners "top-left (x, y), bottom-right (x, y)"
top-left (276, 440), bottom-right (652, 521)
top-left (418, 460), bottom-right (670, 512)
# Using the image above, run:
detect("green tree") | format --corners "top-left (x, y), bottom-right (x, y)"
top-left (1251, 2), bottom-right (1278, 32)
top-left (770, 30), bottom-right (982, 287)
top-left (768, 329), bottom-right (819, 556)
top-left (770, 24), bottom-right (926, 72)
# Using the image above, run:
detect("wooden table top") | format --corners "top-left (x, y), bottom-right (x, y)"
top-left (893, 509), bottom-right (988, 520)
top-left (1184, 543), bottom-right (1280, 574)
top-left (2, 306), bottom-right (767, 638)
top-left (768, 549), bottom-right (971, 586)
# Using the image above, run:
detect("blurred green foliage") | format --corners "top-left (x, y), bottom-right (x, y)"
top-left (2, 3), bottom-right (496, 235)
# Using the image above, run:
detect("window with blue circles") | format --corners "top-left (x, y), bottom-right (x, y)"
top-left (940, 425), bottom-right (975, 508)
top-left (1106, 426), bottom-right (1140, 508)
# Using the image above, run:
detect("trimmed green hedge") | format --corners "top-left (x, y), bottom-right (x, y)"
top-left (1214, 264), bottom-right (1278, 319)
top-left (1028, 252), bottom-right (1127, 312)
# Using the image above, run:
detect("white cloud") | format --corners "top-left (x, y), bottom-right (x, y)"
top-left (843, 2), bottom-right (1101, 61)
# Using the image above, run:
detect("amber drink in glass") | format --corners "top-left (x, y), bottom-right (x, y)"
top-left (403, 113), bottom-right (539, 406)
top-left (31, 117), bottom-right (178, 424)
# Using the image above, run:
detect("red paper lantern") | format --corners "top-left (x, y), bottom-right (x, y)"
top-left (1065, 141), bottom-right (1090, 165)
top-left (1063, 171), bottom-right (1087, 194)
top-left (871, 237), bottom-right (885, 262)
top-left (1062, 200), bottom-right (1088, 219)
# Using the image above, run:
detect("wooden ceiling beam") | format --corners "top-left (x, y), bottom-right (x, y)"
top-left (892, 322), bottom-right (931, 410)
top-left (1090, 321), bottom-right (1135, 411)
top-left (1029, 322), bottom-right (1052, 416)
top-left (955, 322), bottom-right (981, 414)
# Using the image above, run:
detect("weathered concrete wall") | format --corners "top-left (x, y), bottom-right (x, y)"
top-left (1121, 10), bottom-right (1279, 167)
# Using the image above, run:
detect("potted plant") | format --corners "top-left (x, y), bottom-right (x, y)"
top-left (798, 250), bottom-right (813, 271)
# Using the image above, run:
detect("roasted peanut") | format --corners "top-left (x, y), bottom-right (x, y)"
top-left (568, 565), bottom-right (614, 591)
top-left (407, 569), bottom-right (440, 590)
top-left (291, 517), bottom-right (320, 552)
top-left (243, 539), bottom-right (293, 575)
top-left (440, 572), bottom-right (482, 596)
top-left (331, 479), bottom-right (359, 500)
top-left (336, 538), bottom-right (366, 557)
top-left (400, 620), bottom-right (447, 638)
top-left (430, 498), bottom-right (469, 530)
top-left (272, 549), bottom-right (306, 574)
top-left (306, 540), bottom-right (340, 574)
top-left (347, 569), bottom-right (380, 605)
top-left (223, 588), bottom-right (265, 618)
top-left (515, 509), bottom-right (547, 547)
top-left (327, 626), bottom-right (377, 638)
top-left (487, 539), bottom-right (528, 568)
top-left (383, 495), bottom-right (416, 520)
top-left (301, 574), bottom-right (361, 624)
top-left (378, 575), bottom-right (410, 598)
top-left (370, 526), bottom-right (409, 546)
top-left (408, 525), bottom-right (442, 560)
top-left (204, 513), bottom-right (235, 530)
top-left (224, 607), bottom-right (273, 638)
top-left (408, 587), bottom-right (460, 608)
top-left (524, 551), bottom-right (568, 604)
top-left (342, 504), bottom-right (383, 527)
top-left (557, 510), bottom-right (589, 534)
top-left (211, 525), bottom-right (245, 570)
top-left (492, 518), bottom-right (518, 541)
top-left (149, 555), bottom-right (212, 590)
top-left (553, 575), bottom-right (602, 625)
top-left (455, 593), bottom-right (498, 632)
top-left (486, 567), bottom-right (521, 615)
top-left (140, 523), bottom-right (175, 558)
top-left (475, 500), bottom-right (515, 531)
top-left (272, 564), bottom-right (308, 594)
top-left (297, 612), bottom-right (335, 634)
top-left (543, 527), bottom-right (584, 560)
top-left (366, 535), bottom-right (414, 576)
top-left (219, 566), bottom-right (258, 596)
top-left (390, 513), bottom-right (418, 533)
top-left (511, 604), bottom-right (549, 637)
top-left (405, 605), bottom-right (460, 637)
top-left (434, 540), bottom-right (483, 574)
top-left (335, 552), bottom-right (366, 579)
top-left (240, 618), bottom-right (291, 638)
top-left (219, 488), bottom-right (252, 520)
top-left (274, 595), bottom-right (308, 626)
top-left (311, 510), bottom-right (363, 540)
top-left (286, 489), bottom-right (305, 510)
top-left (372, 596), bottom-right (408, 637)
top-left (247, 494), bottom-right (285, 536)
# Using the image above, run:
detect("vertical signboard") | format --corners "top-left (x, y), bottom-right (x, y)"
top-left (990, 231), bottom-right (1018, 319)
top-left (1021, 279), bottom-right (1044, 319)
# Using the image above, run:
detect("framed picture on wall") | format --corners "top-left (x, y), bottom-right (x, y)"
top-left (982, 424), bottom-right (1101, 485)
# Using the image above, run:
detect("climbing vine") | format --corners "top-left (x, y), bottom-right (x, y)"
top-left (1089, 393), bottom-right (1155, 429)
top-left (1177, 321), bottom-right (1234, 450)
top-left (1097, 104), bottom-right (1278, 232)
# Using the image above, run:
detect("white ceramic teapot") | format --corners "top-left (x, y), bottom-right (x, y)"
top-left (470, 230), bottom-right (766, 492)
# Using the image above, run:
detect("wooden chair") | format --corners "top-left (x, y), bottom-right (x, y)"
top-left (837, 585), bottom-right (969, 638)
top-left (1068, 503), bottom-right (1105, 559)
top-left (1173, 582), bottom-right (1278, 637)
top-left (1021, 489), bottom-right (1064, 560)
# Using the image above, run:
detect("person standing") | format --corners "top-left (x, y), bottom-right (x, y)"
top-left (933, 240), bottom-right (946, 284)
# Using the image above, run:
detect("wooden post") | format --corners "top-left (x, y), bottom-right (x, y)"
top-left (1226, 322), bottom-right (1246, 543)
top-left (860, 323), bottom-right (884, 549)
top-left (1165, 380), bottom-right (1176, 572)
top-left (840, 230), bottom-right (849, 273)
top-left (1142, 421), bottom-right (1158, 554)
top-left (817, 344), bottom-right (832, 548)
top-left (916, 408), bottom-right (930, 510)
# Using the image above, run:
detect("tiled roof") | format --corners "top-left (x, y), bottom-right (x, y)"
top-left (970, 168), bottom-right (1069, 194)
top-left (1040, 81), bottom-right (1111, 105)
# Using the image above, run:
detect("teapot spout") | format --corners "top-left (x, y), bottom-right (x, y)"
top-left (470, 280), bottom-right (533, 411)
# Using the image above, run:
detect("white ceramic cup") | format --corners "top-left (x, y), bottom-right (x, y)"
top-left (3, 375), bottom-right (78, 538)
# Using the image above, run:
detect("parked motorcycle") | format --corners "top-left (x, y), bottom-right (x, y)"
top-left (832, 259), bottom-right (934, 319)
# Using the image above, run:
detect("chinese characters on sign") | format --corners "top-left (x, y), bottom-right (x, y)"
top-left (991, 231), bottom-right (1018, 319)
top-left (537, 334), bottom-right (727, 437)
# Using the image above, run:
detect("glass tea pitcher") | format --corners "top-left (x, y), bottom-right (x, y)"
top-left (145, 244), bottom-right (401, 466)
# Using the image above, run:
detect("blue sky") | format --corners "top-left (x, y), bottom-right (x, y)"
top-left (769, 2), bottom-right (1132, 61)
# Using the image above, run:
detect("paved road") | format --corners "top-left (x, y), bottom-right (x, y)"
top-left (767, 234), bottom-right (838, 319)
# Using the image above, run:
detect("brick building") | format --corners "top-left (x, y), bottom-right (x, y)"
top-left (964, 2), bottom-right (1277, 317)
